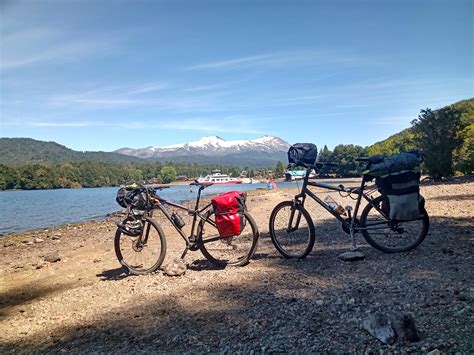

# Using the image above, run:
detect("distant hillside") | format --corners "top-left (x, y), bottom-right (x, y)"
top-left (367, 98), bottom-right (474, 156)
top-left (0, 138), bottom-right (143, 165)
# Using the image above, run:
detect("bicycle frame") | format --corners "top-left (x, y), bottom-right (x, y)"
top-left (293, 168), bottom-right (389, 249)
top-left (147, 185), bottom-right (219, 258)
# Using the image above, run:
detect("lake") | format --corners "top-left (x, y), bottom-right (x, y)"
top-left (0, 182), bottom-right (298, 235)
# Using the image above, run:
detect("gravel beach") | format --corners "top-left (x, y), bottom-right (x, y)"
top-left (1, 178), bottom-right (473, 353)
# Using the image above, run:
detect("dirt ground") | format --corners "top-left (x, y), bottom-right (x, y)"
top-left (0, 178), bottom-right (473, 353)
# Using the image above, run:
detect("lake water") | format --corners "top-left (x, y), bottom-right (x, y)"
top-left (0, 182), bottom-right (300, 235)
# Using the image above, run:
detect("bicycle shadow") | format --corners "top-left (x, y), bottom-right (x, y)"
top-left (96, 267), bottom-right (130, 281)
top-left (187, 259), bottom-right (223, 271)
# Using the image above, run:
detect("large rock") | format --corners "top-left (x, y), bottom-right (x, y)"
top-left (391, 314), bottom-right (420, 342)
top-left (44, 252), bottom-right (61, 263)
top-left (163, 259), bottom-right (187, 277)
top-left (362, 313), bottom-right (396, 345)
top-left (338, 251), bottom-right (365, 261)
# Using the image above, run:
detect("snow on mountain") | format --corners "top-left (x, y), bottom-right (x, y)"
top-left (114, 135), bottom-right (291, 167)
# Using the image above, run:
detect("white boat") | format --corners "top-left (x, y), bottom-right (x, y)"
top-left (240, 178), bottom-right (261, 184)
top-left (196, 170), bottom-right (242, 184)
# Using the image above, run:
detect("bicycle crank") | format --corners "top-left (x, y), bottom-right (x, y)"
top-left (341, 218), bottom-right (360, 234)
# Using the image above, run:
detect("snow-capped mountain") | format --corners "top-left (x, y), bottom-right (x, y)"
top-left (115, 135), bottom-right (290, 167)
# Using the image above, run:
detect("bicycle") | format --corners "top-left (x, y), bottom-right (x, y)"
top-left (269, 156), bottom-right (430, 259)
top-left (114, 183), bottom-right (259, 275)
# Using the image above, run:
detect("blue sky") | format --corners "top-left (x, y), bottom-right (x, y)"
top-left (1, 0), bottom-right (472, 152)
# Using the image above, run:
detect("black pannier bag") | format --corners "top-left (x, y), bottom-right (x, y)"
top-left (287, 143), bottom-right (318, 166)
top-left (116, 188), bottom-right (148, 210)
top-left (376, 171), bottom-right (423, 221)
top-left (366, 151), bottom-right (424, 221)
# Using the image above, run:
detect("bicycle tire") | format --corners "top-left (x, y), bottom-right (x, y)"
top-left (360, 195), bottom-right (430, 253)
top-left (114, 216), bottom-right (167, 275)
top-left (269, 200), bottom-right (315, 259)
top-left (197, 210), bottom-right (259, 267)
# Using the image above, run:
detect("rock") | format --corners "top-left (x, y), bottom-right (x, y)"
top-left (391, 314), bottom-right (420, 342)
top-left (44, 252), bottom-right (61, 263)
top-left (3, 240), bottom-right (15, 247)
top-left (163, 259), bottom-right (187, 277)
top-left (315, 299), bottom-right (324, 306)
top-left (362, 313), bottom-right (396, 345)
top-left (338, 251), bottom-right (365, 261)
top-left (51, 234), bottom-right (61, 240)
top-left (427, 350), bottom-right (442, 355)
top-left (34, 238), bottom-right (45, 243)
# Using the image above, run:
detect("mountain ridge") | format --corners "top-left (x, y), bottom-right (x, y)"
top-left (0, 138), bottom-right (142, 165)
top-left (114, 135), bottom-right (290, 167)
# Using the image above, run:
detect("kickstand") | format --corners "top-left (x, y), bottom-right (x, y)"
top-left (180, 246), bottom-right (189, 260)
top-left (350, 229), bottom-right (359, 251)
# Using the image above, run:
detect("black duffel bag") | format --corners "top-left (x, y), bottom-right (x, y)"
top-left (288, 143), bottom-right (318, 166)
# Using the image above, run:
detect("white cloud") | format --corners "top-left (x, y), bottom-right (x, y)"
top-left (185, 49), bottom-right (368, 71)
top-left (0, 28), bottom-right (117, 71)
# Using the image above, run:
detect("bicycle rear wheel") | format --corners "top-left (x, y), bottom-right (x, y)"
top-left (360, 195), bottom-right (429, 253)
top-left (114, 216), bottom-right (167, 275)
top-left (197, 210), bottom-right (259, 267)
top-left (269, 201), bottom-right (315, 259)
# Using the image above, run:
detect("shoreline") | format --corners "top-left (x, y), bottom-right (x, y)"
top-left (0, 178), bottom-right (362, 237)
top-left (0, 179), bottom-right (473, 352)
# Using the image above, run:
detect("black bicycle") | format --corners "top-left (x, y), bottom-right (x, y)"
top-left (269, 158), bottom-right (430, 259)
top-left (115, 183), bottom-right (259, 275)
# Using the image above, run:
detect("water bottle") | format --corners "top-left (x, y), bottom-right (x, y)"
top-left (171, 212), bottom-right (186, 229)
top-left (324, 196), bottom-right (346, 215)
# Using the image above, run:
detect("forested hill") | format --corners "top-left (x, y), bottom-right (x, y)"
top-left (366, 98), bottom-right (474, 156)
top-left (0, 138), bottom-right (143, 165)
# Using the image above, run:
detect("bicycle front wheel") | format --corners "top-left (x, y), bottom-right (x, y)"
top-left (114, 216), bottom-right (167, 275)
top-left (197, 210), bottom-right (259, 267)
top-left (360, 195), bottom-right (429, 253)
top-left (269, 201), bottom-right (315, 259)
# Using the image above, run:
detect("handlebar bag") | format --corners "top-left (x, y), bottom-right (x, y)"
top-left (288, 143), bottom-right (318, 166)
top-left (116, 188), bottom-right (148, 210)
top-left (376, 171), bottom-right (423, 221)
top-left (211, 191), bottom-right (247, 238)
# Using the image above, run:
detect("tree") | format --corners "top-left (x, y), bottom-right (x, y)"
top-left (274, 161), bottom-right (285, 178)
top-left (318, 145), bottom-right (332, 162)
top-left (331, 144), bottom-right (365, 177)
top-left (160, 165), bottom-right (177, 184)
top-left (411, 106), bottom-right (466, 179)
top-left (0, 164), bottom-right (20, 190)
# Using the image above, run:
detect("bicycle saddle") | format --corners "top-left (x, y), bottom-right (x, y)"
top-left (356, 155), bottom-right (385, 164)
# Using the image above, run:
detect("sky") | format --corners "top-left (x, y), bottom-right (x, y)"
top-left (0, 0), bottom-right (473, 152)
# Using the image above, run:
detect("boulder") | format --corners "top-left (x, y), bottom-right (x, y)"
top-left (44, 252), bottom-right (61, 263)
top-left (362, 313), bottom-right (396, 345)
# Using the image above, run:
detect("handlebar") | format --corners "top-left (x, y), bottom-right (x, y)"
top-left (124, 184), bottom-right (170, 193)
top-left (189, 181), bottom-right (214, 188)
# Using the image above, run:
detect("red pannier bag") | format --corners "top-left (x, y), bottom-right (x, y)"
top-left (211, 191), bottom-right (247, 238)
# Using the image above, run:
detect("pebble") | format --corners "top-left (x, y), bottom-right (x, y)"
top-left (35, 238), bottom-right (45, 243)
